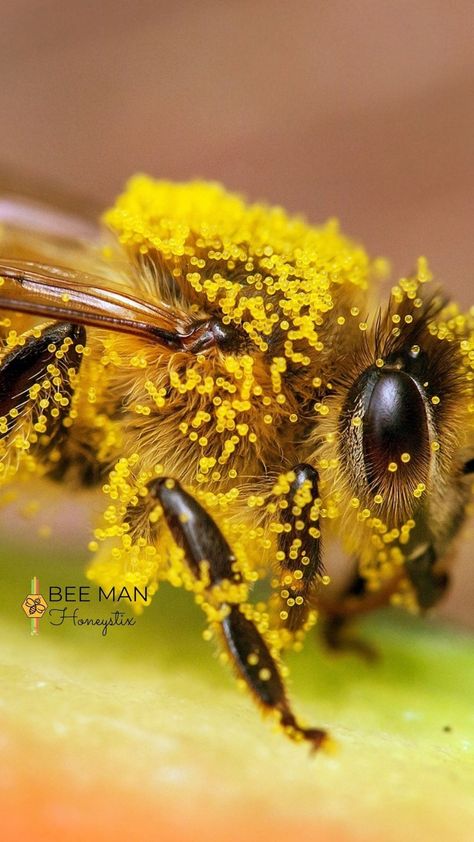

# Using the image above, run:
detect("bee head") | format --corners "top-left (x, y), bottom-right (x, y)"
top-left (335, 290), bottom-right (473, 565)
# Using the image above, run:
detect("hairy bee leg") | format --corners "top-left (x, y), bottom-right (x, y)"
top-left (401, 457), bottom-right (472, 608)
top-left (320, 544), bottom-right (446, 659)
top-left (278, 463), bottom-right (323, 631)
top-left (404, 544), bottom-right (449, 610)
top-left (0, 322), bottom-right (85, 437)
top-left (220, 603), bottom-right (327, 750)
top-left (148, 477), bottom-right (327, 751)
top-left (148, 477), bottom-right (242, 583)
top-left (320, 574), bottom-right (380, 662)
top-left (320, 569), bottom-right (409, 661)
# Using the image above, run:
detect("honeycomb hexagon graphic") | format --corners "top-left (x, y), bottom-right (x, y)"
top-left (22, 593), bottom-right (48, 618)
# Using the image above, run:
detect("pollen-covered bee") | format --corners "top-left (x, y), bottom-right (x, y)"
top-left (1, 175), bottom-right (473, 750)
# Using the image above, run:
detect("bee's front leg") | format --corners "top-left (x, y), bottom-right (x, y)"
top-left (404, 544), bottom-right (449, 610)
top-left (276, 463), bottom-right (376, 658)
top-left (275, 462), bottom-right (373, 652)
top-left (403, 458), bottom-right (474, 609)
top-left (147, 477), bottom-right (328, 751)
top-left (277, 463), bottom-right (323, 631)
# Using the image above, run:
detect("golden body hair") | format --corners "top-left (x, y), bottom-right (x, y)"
top-left (1, 175), bottom-right (473, 747)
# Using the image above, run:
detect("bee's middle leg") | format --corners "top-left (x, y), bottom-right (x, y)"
top-left (146, 477), bottom-right (327, 750)
top-left (319, 572), bottom-right (389, 662)
top-left (274, 463), bottom-right (401, 659)
top-left (404, 543), bottom-right (450, 609)
top-left (319, 545), bottom-right (448, 661)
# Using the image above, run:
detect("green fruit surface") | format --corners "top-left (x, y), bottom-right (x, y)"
top-left (0, 533), bottom-right (473, 842)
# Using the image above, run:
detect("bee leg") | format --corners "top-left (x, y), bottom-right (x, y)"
top-left (278, 463), bottom-right (323, 631)
top-left (0, 322), bottom-right (103, 486)
top-left (277, 465), bottom-right (376, 656)
top-left (148, 477), bottom-right (328, 751)
top-left (404, 544), bottom-right (449, 610)
top-left (321, 543), bottom-right (448, 657)
top-left (0, 322), bottom-right (85, 438)
top-left (220, 603), bottom-right (327, 751)
top-left (320, 573), bottom-right (380, 662)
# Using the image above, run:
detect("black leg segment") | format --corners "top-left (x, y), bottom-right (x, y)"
top-left (221, 604), bottom-right (326, 749)
top-left (320, 572), bottom-right (379, 662)
top-left (404, 544), bottom-right (449, 610)
top-left (278, 463), bottom-right (323, 631)
top-left (149, 476), bottom-right (328, 750)
top-left (0, 322), bottom-right (85, 438)
top-left (148, 477), bottom-right (242, 585)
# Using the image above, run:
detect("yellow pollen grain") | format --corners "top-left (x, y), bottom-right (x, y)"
top-left (413, 482), bottom-right (426, 499)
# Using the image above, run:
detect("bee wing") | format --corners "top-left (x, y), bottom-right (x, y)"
top-left (0, 170), bottom-right (100, 242)
top-left (0, 183), bottom-right (203, 350)
top-left (0, 259), bottom-right (195, 346)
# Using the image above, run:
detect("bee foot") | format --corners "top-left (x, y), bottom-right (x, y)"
top-left (280, 711), bottom-right (328, 753)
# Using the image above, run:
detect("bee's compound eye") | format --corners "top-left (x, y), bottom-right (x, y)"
top-left (361, 370), bottom-right (430, 492)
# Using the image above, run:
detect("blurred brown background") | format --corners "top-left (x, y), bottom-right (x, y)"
top-left (0, 0), bottom-right (473, 623)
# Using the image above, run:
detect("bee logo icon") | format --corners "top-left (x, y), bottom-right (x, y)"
top-left (22, 578), bottom-right (48, 634)
top-left (23, 596), bottom-right (47, 616)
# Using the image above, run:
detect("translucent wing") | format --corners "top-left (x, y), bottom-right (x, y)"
top-left (0, 259), bottom-right (195, 345)
top-left (0, 181), bottom-right (204, 349)
top-left (0, 173), bottom-right (103, 274)
top-left (0, 168), bottom-right (100, 240)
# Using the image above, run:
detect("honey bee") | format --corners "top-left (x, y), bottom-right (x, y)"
top-left (1, 174), bottom-right (473, 750)
top-left (24, 596), bottom-right (46, 616)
